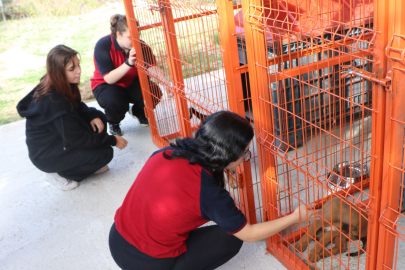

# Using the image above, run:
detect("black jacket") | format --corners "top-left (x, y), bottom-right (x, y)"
top-left (17, 88), bottom-right (117, 161)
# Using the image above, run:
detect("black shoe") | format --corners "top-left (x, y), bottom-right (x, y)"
top-left (129, 105), bottom-right (148, 125)
top-left (136, 116), bottom-right (149, 125)
top-left (109, 123), bottom-right (123, 136)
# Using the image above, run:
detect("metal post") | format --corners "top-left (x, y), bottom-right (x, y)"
top-left (375, 0), bottom-right (405, 269)
top-left (158, 0), bottom-right (192, 139)
top-left (240, 0), bottom-right (282, 258)
top-left (216, 0), bottom-right (258, 224)
top-left (367, 0), bottom-right (390, 269)
top-left (123, 0), bottom-right (165, 148)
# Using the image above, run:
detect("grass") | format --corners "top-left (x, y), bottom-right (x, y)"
top-left (0, 6), bottom-right (115, 125)
top-left (0, 2), bottom-right (223, 126)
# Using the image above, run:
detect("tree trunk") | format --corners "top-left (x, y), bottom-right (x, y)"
top-left (0, 0), bottom-right (6, 21)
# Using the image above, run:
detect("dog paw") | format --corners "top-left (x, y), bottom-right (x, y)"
top-left (295, 240), bottom-right (307, 251)
top-left (308, 251), bottom-right (321, 263)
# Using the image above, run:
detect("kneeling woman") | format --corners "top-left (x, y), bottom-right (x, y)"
top-left (17, 45), bottom-right (128, 191)
top-left (109, 111), bottom-right (317, 270)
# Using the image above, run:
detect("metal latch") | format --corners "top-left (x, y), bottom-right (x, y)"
top-left (341, 65), bottom-right (392, 91)
top-left (149, 5), bottom-right (164, 14)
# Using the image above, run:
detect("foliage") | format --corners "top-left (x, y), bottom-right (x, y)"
top-left (0, 0), bottom-right (110, 20)
top-left (0, 8), bottom-right (112, 125)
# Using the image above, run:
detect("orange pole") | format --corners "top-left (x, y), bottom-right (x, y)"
top-left (215, 0), bottom-right (258, 224)
top-left (376, 1), bottom-right (405, 269)
top-left (241, 0), bottom-right (279, 251)
top-left (368, 0), bottom-right (390, 269)
top-left (158, 0), bottom-right (192, 138)
top-left (123, 0), bottom-right (158, 137)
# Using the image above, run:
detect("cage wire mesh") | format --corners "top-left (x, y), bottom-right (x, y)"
top-left (127, 0), bottom-right (264, 224)
top-left (125, 0), bottom-right (405, 269)
top-left (240, 0), bottom-right (375, 269)
top-left (133, 0), bottom-right (227, 141)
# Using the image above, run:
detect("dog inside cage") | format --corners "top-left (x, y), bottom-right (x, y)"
top-left (294, 197), bottom-right (368, 263)
top-left (127, 0), bottom-right (405, 269)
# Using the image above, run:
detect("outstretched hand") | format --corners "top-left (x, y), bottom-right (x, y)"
top-left (90, 118), bottom-right (104, 133)
top-left (293, 203), bottom-right (322, 224)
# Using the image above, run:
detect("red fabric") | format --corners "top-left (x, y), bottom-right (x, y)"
top-left (114, 151), bottom-right (209, 258)
top-left (91, 36), bottom-right (138, 90)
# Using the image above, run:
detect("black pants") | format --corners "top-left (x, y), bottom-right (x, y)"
top-left (93, 78), bottom-right (162, 124)
top-left (32, 112), bottom-right (114, 182)
top-left (109, 223), bottom-right (243, 270)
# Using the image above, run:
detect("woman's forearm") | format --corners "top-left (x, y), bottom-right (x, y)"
top-left (235, 213), bottom-right (297, 242)
top-left (104, 63), bottom-right (132, 84)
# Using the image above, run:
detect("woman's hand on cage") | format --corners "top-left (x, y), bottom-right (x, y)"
top-left (128, 47), bottom-right (136, 66)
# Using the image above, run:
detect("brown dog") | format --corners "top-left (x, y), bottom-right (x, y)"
top-left (294, 197), bottom-right (368, 262)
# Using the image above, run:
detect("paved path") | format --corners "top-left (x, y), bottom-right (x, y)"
top-left (0, 101), bottom-right (286, 270)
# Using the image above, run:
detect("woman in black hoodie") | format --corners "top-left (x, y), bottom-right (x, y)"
top-left (17, 45), bottom-right (128, 191)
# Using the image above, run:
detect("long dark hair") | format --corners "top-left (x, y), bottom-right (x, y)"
top-left (34, 45), bottom-right (80, 107)
top-left (165, 110), bottom-right (254, 187)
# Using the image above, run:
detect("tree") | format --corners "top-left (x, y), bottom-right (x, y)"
top-left (0, 0), bottom-right (6, 21)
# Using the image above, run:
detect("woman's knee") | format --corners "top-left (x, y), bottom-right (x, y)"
top-left (94, 146), bottom-right (114, 165)
top-left (95, 110), bottom-right (108, 125)
top-left (207, 226), bottom-right (243, 254)
top-left (104, 146), bottom-right (114, 164)
top-left (225, 233), bottom-right (243, 255)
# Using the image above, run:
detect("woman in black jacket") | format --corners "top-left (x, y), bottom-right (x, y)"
top-left (17, 45), bottom-right (128, 191)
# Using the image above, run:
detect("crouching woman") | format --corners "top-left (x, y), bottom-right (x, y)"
top-left (17, 45), bottom-right (128, 191)
top-left (109, 110), bottom-right (317, 270)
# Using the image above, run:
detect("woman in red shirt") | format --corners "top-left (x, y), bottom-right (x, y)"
top-left (109, 110), bottom-right (317, 269)
top-left (91, 14), bottom-right (171, 136)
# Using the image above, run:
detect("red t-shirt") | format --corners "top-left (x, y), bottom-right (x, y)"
top-left (90, 35), bottom-right (156, 90)
top-left (114, 147), bottom-right (247, 258)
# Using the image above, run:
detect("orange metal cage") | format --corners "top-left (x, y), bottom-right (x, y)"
top-left (123, 0), bottom-right (264, 225)
top-left (124, 0), bottom-right (405, 269)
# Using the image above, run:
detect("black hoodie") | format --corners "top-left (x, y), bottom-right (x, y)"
top-left (17, 87), bottom-right (117, 161)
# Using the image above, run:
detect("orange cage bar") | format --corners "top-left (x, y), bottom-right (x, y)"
top-left (123, 0), bottom-right (405, 269)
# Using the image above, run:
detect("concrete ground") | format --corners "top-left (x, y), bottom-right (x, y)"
top-left (0, 101), bottom-right (287, 270)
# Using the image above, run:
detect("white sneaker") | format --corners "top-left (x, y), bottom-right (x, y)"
top-left (94, 165), bottom-right (109, 174)
top-left (43, 173), bottom-right (79, 191)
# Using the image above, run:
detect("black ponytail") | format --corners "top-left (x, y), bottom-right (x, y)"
top-left (164, 111), bottom-right (254, 187)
